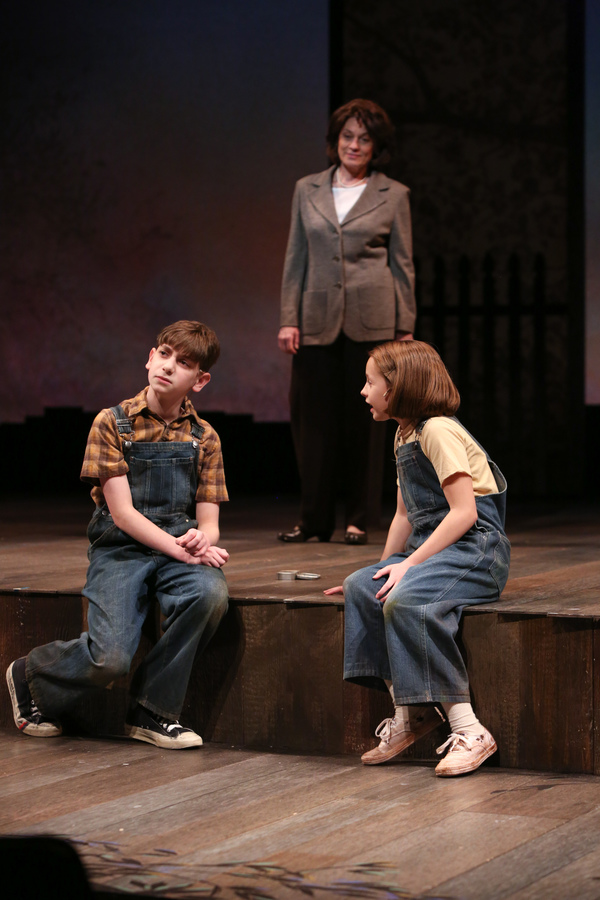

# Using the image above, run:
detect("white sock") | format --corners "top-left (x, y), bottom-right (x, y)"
top-left (441, 702), bottom-right (484, 737)
top-left (385, 680), bottom-right (410, 730)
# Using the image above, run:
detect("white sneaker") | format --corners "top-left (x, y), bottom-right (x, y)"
top-left (435, 728), bottom-right (497, 776)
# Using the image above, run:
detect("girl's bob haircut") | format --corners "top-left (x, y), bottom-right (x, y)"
top-left (369, 341), bottom-right (460, 421)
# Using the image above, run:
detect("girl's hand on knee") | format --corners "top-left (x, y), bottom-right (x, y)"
top-left (374, 561), bottom-right (413, 601)
top-left (323, 585), bottom-right (344, 596)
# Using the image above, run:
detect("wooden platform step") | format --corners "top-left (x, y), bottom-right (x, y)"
top-left (1, 575), bottom-right (599, 774)
top-left (1, 499), bottom-right (599, 774)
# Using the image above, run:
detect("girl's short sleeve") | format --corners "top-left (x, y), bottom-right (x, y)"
top-left (419, 419), bottom-right (471, 486)
top-left (419, 418), bottom-right (497, 495)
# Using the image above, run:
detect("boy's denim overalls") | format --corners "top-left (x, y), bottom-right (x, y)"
top-left (343, 418), bottom-right (511, 705)
top-left (27, 407), bottom-right (229, 721)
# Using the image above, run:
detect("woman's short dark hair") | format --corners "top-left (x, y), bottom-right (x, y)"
top-left (326, 99), bottom-right (395, 170)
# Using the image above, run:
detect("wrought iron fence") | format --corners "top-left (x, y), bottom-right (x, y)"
top-left (413, 253), bottom-right (578, 498)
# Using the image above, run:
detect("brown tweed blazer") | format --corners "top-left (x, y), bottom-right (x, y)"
top-left (280, 166), bottom-right (416, 346)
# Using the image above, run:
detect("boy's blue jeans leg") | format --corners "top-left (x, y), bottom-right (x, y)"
top-left (26, 544), bottom-right (229, 721)
top-left (129, 556), bottom-right (228, 718)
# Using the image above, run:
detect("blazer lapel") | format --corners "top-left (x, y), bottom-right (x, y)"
top-left (340, 172), bottom-right (389, 226)
top-left (307, 167), bottom-right (340, 231)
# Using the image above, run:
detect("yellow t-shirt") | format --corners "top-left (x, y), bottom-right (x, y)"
top-left (395, 417), bottom-right (498, 496)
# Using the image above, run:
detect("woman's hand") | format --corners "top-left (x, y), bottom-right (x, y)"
top-left (278, 326), bottom-right (300, 355)
top-left (323, 585), bottom-right (344, 596)
top-left (373, 559), bottom-right (414, 601)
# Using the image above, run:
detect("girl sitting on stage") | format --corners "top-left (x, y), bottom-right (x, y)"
top-left (325, 341), bottom-right (510, 776)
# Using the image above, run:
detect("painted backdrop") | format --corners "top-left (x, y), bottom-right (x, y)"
top-left (1, 0), bottom-right (329, 423)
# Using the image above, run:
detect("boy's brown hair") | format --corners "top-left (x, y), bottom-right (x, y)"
top-left (370, 341), bottom-right (460, 421)
top-left (156, 320), bottom-right (220, 371)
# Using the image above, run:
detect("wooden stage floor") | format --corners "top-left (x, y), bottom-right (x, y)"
top-left (5, 729), bottom-right (600, 899)
top-left (2, 493), bottom-right (600, 610)
top-left (1, 495), bottom-right (600, 898)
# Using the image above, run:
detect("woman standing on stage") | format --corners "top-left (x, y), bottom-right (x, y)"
top-left (277, 99), bottom-right (416, 546)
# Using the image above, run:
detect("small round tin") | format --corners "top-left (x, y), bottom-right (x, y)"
top-left (296, 572), bottom-right (321, 580)
top-left (277, 570), bottom-right (299, 581)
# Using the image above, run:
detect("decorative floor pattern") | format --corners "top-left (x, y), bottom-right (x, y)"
top-left (73, 838), bottom-right (451, 899)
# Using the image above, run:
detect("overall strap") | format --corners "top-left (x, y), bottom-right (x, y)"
top-left (110, 405), bottom-right (134, 449)
top-left (190, 420), bottom-right (205, 441)
top-left (414, 418), bottom-right (429, 440)
top-left (449, 415), bottom-right (491, 460)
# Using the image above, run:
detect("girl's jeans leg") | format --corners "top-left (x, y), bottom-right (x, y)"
top-left (344, 533), bottom-right (508, 705)
top-left (343, 560), bottom-right (394, 687)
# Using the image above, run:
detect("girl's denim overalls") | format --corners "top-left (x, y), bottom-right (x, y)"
top-left (27, 407), bottom-right (229, 721)
top-left (343, 417), bottom-right (511, 705)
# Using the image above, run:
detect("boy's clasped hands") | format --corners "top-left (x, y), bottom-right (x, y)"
top-left (174, 529), bottom-right (229, 567)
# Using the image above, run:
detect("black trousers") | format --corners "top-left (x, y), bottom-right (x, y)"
top-left (290, 333), bottom-right (386, 536)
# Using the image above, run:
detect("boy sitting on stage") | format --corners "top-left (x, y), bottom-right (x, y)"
top-left (6, 320), bottom-right (229, 749)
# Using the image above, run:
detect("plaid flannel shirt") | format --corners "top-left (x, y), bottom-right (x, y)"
top-left (81, 387), bottom-right (228, 508)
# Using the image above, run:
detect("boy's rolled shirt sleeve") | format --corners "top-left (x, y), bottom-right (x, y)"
top-left (80, 409), bottom-right (130, 486)
top-left (196, 424), bottom-right (228, 504)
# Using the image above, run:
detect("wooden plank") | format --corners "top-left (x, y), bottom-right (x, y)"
top-left (269, 769), bottom-right (543, 874)
top-left (231, 604), bottom-right (347, 753)
top-left (2, 507), bottom-right (600, 614)
top-left (1, 498), bottom-right (600, 772)
top-left (352, 809), bottom-right (563, 895)
top-left (463, 612), bottom-right (594, 772)
top-left (472, 560), bottom-right (600, 617)
top-left (0, 539), bottom-right (89, 592)
top-left (4, 545), bottom-right (600, 613)
top-left (461, 612), bottom-right (523, 768)
top-left (93, 756), bottom-right (390, 856)
top-left (0, 735), bottom-right (150, 782)
top-left (468, 775), bottom-right (600, 820)
top-left (435, 803), bottom-right (600, 900)
top-left (183, 604), bottom-right (245, 745)
top-left (177, 788), bottom-right (560, 873)
top-left (5, 730), bottom-right (600, 900)
top-left (1, 741), bottom-right (261, 832)
top-left (506, 843), bottom-right (600, 900)
top-left (0, 594), bottom-right (84, 729)
top-left (341, 678), bottom-right (390, 755)
top-left (7, 750), bottom-right (353, 837)
top-left (2, 592), bottom-right (598, 768)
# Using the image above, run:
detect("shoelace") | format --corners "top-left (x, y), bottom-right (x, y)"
top-left (374, 716), bottom-right (405, 743)
top-left (157, 717), bottom-right (184, 733)
top-left (436, 732), bottom-right (479, 756)
top-left (374, 717), bottom-right (395, 743)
